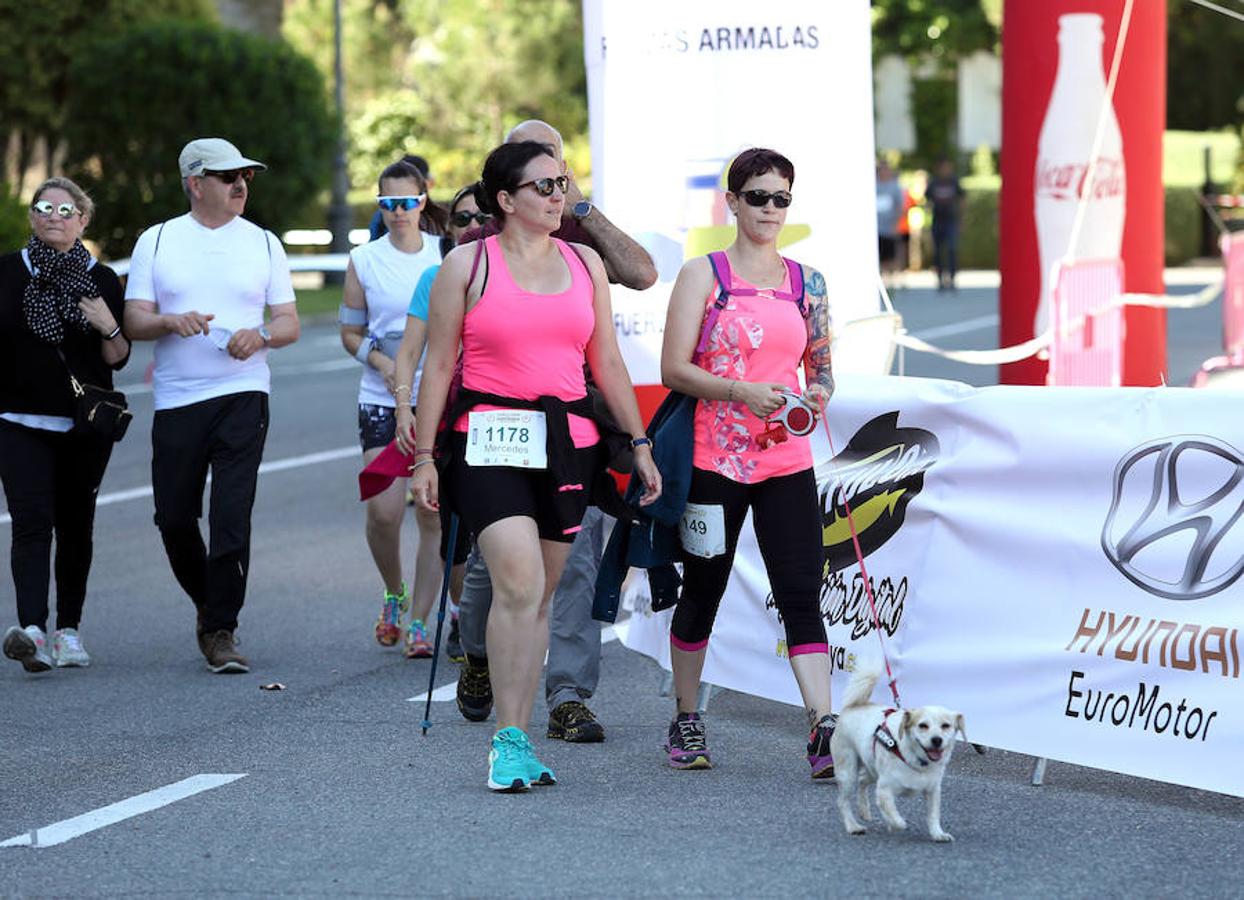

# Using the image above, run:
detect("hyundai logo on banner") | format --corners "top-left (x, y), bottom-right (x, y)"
top-left (1102, 437), bottom-right (1244, 600)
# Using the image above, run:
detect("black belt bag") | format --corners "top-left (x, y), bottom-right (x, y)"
top-left (58, 349), bottom-right (131, 442)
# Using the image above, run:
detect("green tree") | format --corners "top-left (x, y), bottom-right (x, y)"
top-left (284, 0), bottom-right (587, 192)
top-left (0, 0), bottom-right (216, 184)
top-left (63, 20), bottom-right (336, 258)
top-left (871, 0), bottom-right (999, 66)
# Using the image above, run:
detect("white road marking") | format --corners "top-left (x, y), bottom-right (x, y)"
top-left (912, 314), bottom-right (999, 342)
top-left (0, 446), bottom-right (359, 525)
top-left (0, 774), bottom-right (246, 849)
top-left (406, 621), bottom-right (632, 703)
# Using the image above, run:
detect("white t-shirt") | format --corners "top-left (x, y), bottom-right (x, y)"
top-left (125, 213), bottom-right (295, 411)
top-left (349, 233), bottom-right (439, 407)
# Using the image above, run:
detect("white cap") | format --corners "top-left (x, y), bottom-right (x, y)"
top-left (178, 138), bottom-right (267, 178)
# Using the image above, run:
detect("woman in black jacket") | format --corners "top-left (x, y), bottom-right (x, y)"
top-left (0, 177), bottom-right (130, 673)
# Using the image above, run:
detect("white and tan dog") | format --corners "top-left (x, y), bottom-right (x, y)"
top-left (830, 667), bottom-right (965, 842)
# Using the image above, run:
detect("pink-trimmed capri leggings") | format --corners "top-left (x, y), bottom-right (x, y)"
top-left (670, 466), bottom-right (827, 654)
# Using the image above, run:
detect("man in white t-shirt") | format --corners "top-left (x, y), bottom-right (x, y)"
top-left (124, 137), bottom-right (300, 674)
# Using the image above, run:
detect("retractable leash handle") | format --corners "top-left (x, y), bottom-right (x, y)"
top-left (421, 513), bottom-right (461, 735)
top-left (816, 396), bottom-right (902, 709)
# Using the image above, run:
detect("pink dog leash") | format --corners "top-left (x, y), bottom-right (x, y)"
top-left (816, 395), bottom-right (902, 709)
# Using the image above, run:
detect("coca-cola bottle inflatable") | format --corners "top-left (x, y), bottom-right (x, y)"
top-left (1033, 13), bottom-right (1126, 337)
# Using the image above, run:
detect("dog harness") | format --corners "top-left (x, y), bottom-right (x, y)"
top-left (873, 708), bottom-right (930, 770)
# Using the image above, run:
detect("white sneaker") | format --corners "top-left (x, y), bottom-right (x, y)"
top-left (52, 628), bottom-right (90, 668)
top-left (3, 625), bottom-right (53, 673)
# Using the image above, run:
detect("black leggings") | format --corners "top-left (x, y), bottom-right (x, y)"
top-left (671, 467), bottom-right (827, 654)
top-left (0, 418), bottom-right (113, 631)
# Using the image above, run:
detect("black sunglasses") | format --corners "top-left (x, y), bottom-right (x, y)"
top-left (450, 209), bottom-right (492, 228)
top-left (516, 176), bottom-right (569, 197)
top-left (739, 189), bottom-right (792, 209)
top-left (203, 169), bottom-right (255, 185)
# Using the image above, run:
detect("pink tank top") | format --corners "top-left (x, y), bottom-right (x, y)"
top-left (692, 263), bottom-right (812, 483)
top-left (455, 235), bottom-right (600, 447)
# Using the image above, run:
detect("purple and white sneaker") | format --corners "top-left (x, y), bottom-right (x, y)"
top-left (665, 712), bottom-right (712, 770)
top-left (807, 713), bottom-right (838, 780)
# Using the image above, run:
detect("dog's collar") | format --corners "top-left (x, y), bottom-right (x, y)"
top-left (873, 708), bottom-right (930, 770)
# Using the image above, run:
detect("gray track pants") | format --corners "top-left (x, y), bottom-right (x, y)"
top-left (458, 506), bottom-right (607, 710)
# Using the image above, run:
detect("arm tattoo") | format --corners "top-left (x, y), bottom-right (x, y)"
top-left (804, 268), bottom-right (834, 396)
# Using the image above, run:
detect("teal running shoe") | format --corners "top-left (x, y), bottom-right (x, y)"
top-left (514, 730), bottom-right (557, 786)
top-left (488, 727), bottom-right (531, 793)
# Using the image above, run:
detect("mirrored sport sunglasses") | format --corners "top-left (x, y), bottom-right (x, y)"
top-left (516, 175), bottom-right (569, 197)
top-left (203, 168), bottom-right (255, 185)
top-left (377, 195), bottom-right (425, 212)
top-left (450, 209), bottom-right (492, 228)
top-left (739, 189), bottom-right (793, 209)
top-left (30, 200), bottom-right (80, 219)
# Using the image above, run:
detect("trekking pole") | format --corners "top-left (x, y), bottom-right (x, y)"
top-left (421, 513), bottom-right (460, 736)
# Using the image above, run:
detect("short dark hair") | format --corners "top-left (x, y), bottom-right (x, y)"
top-left (727, 148), bottom-right (795, 194)
top-left (378, 159), bottom-right (427, 194)
top-left (450, 182), bottom-right (483, 215)
top-left (401, 154), bottom-right (431, 179)
top-left (478, 141), bottom-right (555, 222)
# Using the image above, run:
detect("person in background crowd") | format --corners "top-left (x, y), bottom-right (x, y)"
top-left (927, 157), bottom-right (965, 292)
top-left (659, 148), bottom-right (836, 777)
top-left (341, 159), bottom-right (444, 658)
top-left (124, 137), bottom-right (300, 674)
top-left (876, 160), bottom-right (905, 289)
top-left (441, 182), bottom-right (491, 259)
top-left (452, 119), bottom-right (658, 745)
top-left (409, 141), bottom-right (661, 792)
top-left (369, 155), bottom-right (447, 242)
top-left (0, 177), bottom-right (130, 673)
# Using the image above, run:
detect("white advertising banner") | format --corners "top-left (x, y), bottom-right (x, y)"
top-left (583, 0), bottom-right (881, 389)
top-left (622, 374), bottom-right (1244, 798)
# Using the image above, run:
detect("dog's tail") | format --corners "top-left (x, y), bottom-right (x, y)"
top-left (841, 666), bottom-right (881, 710)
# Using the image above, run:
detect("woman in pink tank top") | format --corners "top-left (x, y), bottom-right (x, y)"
top-left (659, 148), bottom-right (839, 777)
top-left (409, 141), bottom-right (661, 793)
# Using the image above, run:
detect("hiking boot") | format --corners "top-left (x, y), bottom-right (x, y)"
top-left (457, 657), bottom-right (493, 722)
top-left (665, 712), bottom-right (712, 770)
top-left (51, 628), bottom-right (90, 667)
top-left (547, 700), bottom-right (605, 743)
top-left (374, 584), bottom-right (408, 647)
top-left (487, 727), bottom-right (532, 793)
top-left (201, 630), bottom-right (249, 674)
top-left (444, 616), bottom-right (465, 663)
top-left (403, 619), bottom-right (433, 659)
top-left (807, 713), bottom-right (838, 780)
top-left (3, 625), bottom-right (53, 673)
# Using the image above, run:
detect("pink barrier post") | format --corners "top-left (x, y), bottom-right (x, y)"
top-left (1048, 258), bottom-right (1124, 386)
top-left (1222, 233), bottom-right (1244, 359)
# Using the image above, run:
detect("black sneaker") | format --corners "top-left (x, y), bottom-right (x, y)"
top-left (445, 616), bottom-right (465, 663)
top-left (665, 712), bottom-right (711, 769)
top-left (807, 713), bottom-right (838, 780)
top-left (547, 700), bottom-right (605, 742)
top-left (456, 657), bottom-right (493, 722)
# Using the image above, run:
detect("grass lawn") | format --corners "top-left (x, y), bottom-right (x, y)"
top-left (295, 286), bottom-right (341, 320)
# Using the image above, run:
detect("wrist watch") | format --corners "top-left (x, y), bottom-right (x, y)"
top-left (572, 200), bottom-right (593, 221)
top-left (258, 325), bottom-right (272, 346)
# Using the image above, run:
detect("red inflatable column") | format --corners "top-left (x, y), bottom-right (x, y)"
top-left (999, 1), bottom-right (1166, 386)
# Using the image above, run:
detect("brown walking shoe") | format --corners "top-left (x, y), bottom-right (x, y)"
top-left (200, 630), bottom-right (249, 674)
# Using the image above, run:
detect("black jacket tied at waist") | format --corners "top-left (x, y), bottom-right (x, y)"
top-left (437, 387), bottom-right (632, 519)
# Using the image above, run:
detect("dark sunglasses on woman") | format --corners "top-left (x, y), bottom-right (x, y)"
top-left (377, 195), bottom-right (425, 212)
top-left (30, 200), bottom-right (80, 219)
top-left (516, 176), bottom-right (570, 197)
top-left (203, 168), bottom-right (255, 185)
top-left (739, 189), bottom-right (793, 209)
top-left (450, 209), bottom-right (492, 228)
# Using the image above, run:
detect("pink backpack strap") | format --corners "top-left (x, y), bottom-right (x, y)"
top-left (695, 252), bottom-right (733, 355)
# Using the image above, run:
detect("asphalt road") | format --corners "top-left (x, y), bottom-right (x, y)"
top-left (1, 275), bottom-right (1241, 898)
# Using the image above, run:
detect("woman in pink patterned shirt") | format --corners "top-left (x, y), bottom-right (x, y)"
top-left (659, 148), bottom-right (838, 777)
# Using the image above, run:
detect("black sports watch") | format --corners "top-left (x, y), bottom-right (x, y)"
top-left (572, 200), bottom-right (593, 221)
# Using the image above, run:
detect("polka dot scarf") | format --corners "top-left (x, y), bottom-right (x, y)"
top-left (23, 235), bottom-right (94, 345)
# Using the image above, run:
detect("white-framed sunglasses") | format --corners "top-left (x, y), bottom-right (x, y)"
top-left (31, 200), bottom-right (80, 219)
top-left (377, 195), bottom-right (425, 212)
